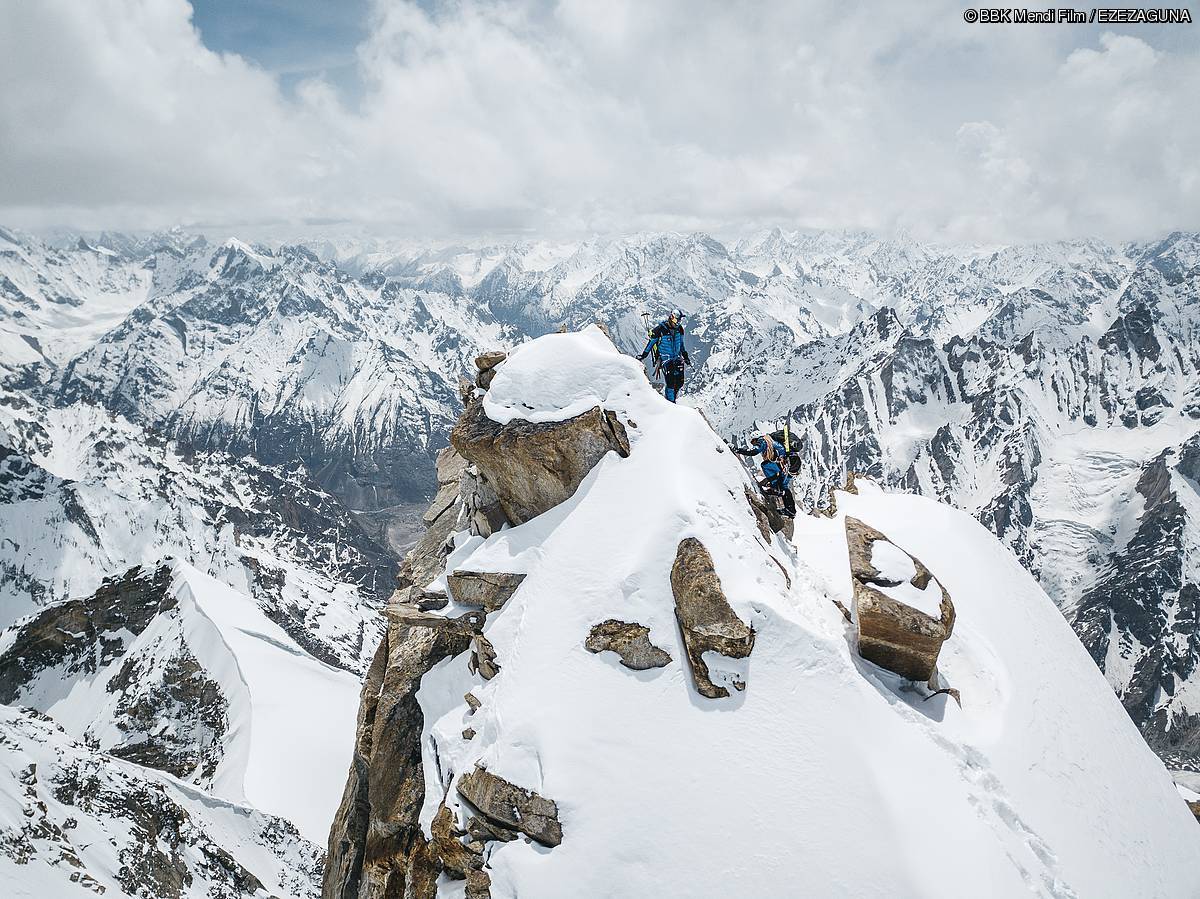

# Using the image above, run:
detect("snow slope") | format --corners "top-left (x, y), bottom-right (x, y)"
top-left (408, 330), bottom-right (1198, 898)
top-left (170, 562), bottom-right (362, 843)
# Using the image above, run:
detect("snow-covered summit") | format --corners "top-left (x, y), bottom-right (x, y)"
top-left (327, 329), bottom-right (1200, 899)
top-left (482, 326), bottom-right (648, 425)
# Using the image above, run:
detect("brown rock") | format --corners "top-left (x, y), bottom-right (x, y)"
top-left (467, 816), bottom-right (518, 844)
top-left (744, 485), bottom-right (792, 540)
top-left (430, 803), bottom-right (478, 880)
top-left (422, 480), bottom-right (460, 526)
top-left (670, 538), bottom-right (755, 699)
top-left (1187, 799), bottom-right (1200, 823)
top-left (322, 607), bottom-right (479, 899)
top-left (436, 445), bottom-right (470, 486)
top-left (457, 766), bottom-right (563, 847)
top-left (451, 402), bottom-right (630, 525)
top-left (464, 692), bottom-right (481, 713)
top-left (458, 376), bottom-right (476, 405)
top-left (394, 482), bottom-right (461, 606)
top-left (415, 591), bottom-right (449, 612)
top-left (468, 633), bottom-right (500, 680)
top-left (446, 571), bottom-right (526, 612)
top-left (585, 620), bottom-right (671, 670)
top-left (475, 351), bottom-right (507, 371)
top-left (456, 465), bottom-right (509, 538)
top-left (845, 516), bottom-right (955, 682)
top-left (476, 366), bottom-right (498, 390)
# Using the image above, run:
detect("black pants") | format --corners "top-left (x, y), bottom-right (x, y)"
top-left (663, 361), bottom-right (685, 403)
top-left (760, 481), bottom-right (796, 517)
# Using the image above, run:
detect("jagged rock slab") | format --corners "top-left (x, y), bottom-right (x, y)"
top-left (670, 537), bottom-right (755, 699)
top-left (447, 570), bottom-right (526, 612)
top-left (476, 366), bottom-right (499, 390)
top-left (744, 485), bottom-right (792, 540)
top-left (457, 464), bottom-right (509, 538)
top-left (323, 607), bottom-right (479, 899)
top-left (436, 444), bottom-right (470, 486)
top-left (469, 632), bottom-right (500, 680)
top-left (475, 351), bottom-right (507, 371)
top-left (457, 766), bottom-right (563, 848)
top-left (423, 480), bottom-right (461, 526)
top-left (451, 401), bottom-right (630, 525)
top-left (585, 619), bottom-right (671, 670)
top-left (845, 516), bottom-right (955, 681)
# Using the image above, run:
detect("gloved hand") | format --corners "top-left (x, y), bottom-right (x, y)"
top-left (732, 446), bottom-right (755, 456)
top-left (637, 351), bottom-right (648, 361)
top-left (682, 350), bottom-right (691, 365)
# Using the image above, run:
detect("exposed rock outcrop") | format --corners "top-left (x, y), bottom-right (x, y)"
top-left (670, 538), bottom-right (756, 699)
top-left (585, 620), bottom-right (671, 670)
top-left (458, 463), bottom-right (508, 538)
top-left (475, 351), bottom-right (507, 371)
top-left (845, 516), bottom-right (955, 681)
top-left (322, 606), bottom-right (480, 899)
top-left (393, 447), bottom-right (467, 606)
top-left (447, 571), bottom-right (526, 612)
top-left (744, 485), bottom-right (793, 540)
top-left (474, 351), bottom-right (507, 390)
top-left (456, 766), bottom-right (563, 848)
top-left (451, 401), bottom-right (630, 525)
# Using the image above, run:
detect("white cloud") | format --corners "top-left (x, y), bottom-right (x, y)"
top-left (1, 0), bottom-right (1197, 241)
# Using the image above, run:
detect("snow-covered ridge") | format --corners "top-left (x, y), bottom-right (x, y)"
top-left (329, 329), bottom-right (1200, 899)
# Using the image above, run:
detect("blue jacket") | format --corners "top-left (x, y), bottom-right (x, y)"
top-left (643, 320), bottom-right (686, 363)
top-left (760, 459), bottom-right (792, 492)
top-left (751, 436), bottom-right (786, 460)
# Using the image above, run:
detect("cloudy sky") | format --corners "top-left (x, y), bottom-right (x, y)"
top-left (1, 0), bottom-right (1197, 242)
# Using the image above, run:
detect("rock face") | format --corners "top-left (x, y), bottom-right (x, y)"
top-left (585, 619), bottom-right (672, 670)
top-left (447, 571), bottom-right (526, 612)
top-left (451, 401), bottom-right (630, 525)
top-left (322, 606), bottom-right (478, 899)
top-left (393, 446), bottom-right (475, 607)
top-left (744, 485), bottom-right (793, 540)
top-left (456, 766), bottom-right (563, 848)
top-left (845, 516), bottom-right (955, 681)
top-left (670, 538), bottom-right (756, 699)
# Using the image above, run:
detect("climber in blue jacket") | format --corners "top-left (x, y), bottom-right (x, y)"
top-left (733, 434), bottom-right (800, 518)
top-left (637, 309), bottom-right (690, 403)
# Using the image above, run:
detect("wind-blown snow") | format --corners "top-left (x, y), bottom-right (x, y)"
top-left (413, 331), bottom-right (1199, 898)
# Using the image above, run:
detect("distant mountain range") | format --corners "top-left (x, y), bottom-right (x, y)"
top-left (1, 223), bottom-right (1197, 893)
